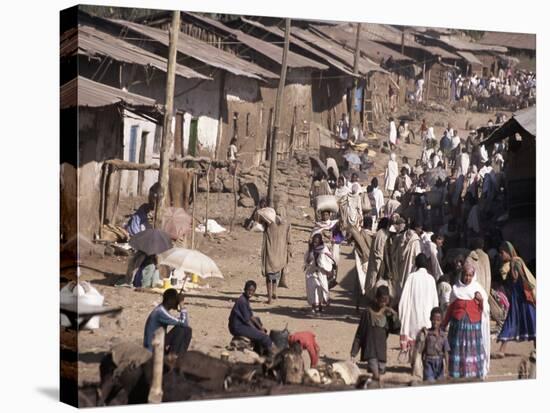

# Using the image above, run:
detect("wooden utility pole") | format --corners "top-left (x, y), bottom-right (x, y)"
top-left (154, 10), bottom-right (180, 227)
top-left (267, 18), bottom-right (291, 207)
top-left (349, 23), bottom-right (362, 130)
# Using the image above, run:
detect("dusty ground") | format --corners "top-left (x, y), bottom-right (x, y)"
top-left (75, 104), bottom-right (533, 391)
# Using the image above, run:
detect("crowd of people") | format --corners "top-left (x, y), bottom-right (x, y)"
top-left (451, 69), bottom-right (536, 104)
top-left (131, 108), bottom-right (535, 387)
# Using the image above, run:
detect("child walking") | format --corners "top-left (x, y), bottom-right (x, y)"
top-left (350, 286), bottom-right (400, 383)
top-left (415, 307), bottom-right (450, 382)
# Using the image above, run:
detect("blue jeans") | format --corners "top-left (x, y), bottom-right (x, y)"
top-left (423, 357), bottom-right (445, 381)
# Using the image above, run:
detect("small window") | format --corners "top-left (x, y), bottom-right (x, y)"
top-left (129, 125), bottom-right (139, 163)
top-left (245, 113), bottom-right (251, 136)
top-left (153, 126), bottom-right (162, 154)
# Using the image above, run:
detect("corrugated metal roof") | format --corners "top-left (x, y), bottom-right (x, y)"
top-left (61, 76), bottom-right (157, 109)
top-left (479, 31), bottom-right (535, 51)
top-left (358, 23), bottom-right (461, 59)
top-left (239, 18), bottom-right (356, 76)
top-left (110, 19), bottom-right (278, 80)
top-left (434, 35), bottom-right (508, 53)
top-left (61, 24), bottom-right (210, 80)
top-left (482, 106), bottom-right (536, 144)
top-left (456, 51), bottom-right (483, 65)
top-left (311, 24), bottom-right (414, 63)
top-left (184, 13), bottom-right (328, 70)
top-left (291, 27), bottom-right (388, 76)
top-left (514, 106), bottom-right (536, 137)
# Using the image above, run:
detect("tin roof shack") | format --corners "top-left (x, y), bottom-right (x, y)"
top-left (227, 18), bottom-right (361, 146)
top-left (140, 11), bottom-right (332, 163)
top-left (108, 15), bottom-right (284, 167)
top-left (84, 14), bottom-right (276, 167)
top-left (416, 33), bottom-right (508, 77)
top-left (479, 31), bottom-right (536, 72)
top-left (482, 106), bottom-right (536, 263)
top-left (60, 76), bottom-right (162, 240)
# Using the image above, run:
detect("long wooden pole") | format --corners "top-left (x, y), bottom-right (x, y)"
top-left (99, 163), bottom-right (109, 239)
top-left (267, 18), bottom-right (291, 207)
top-left (401, 28), bottom-right (405, 55)
top-left (148, 328), bottom-right (165, 404)
top-left (349, 23), bottom-right (362, 130)
top-left (231, 165), bottom-right (237, 232)
top-left (204, 164), bottom-right (211, 235)
top-left (191, 174), bottom-right (197, 248)
top-left (154, 10), bottom-right (181, 227)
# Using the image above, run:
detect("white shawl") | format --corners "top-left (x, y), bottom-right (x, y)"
top-left (449, 275), bottom-right (491, 378)
top-left (389, 121), bottom-right (397, 144)
top-left (398, 268), bottom-right (439, 342)
top-left (385, 158), bottom-right (399, 191)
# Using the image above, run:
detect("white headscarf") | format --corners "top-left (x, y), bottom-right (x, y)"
top-left (449, 263), bottom-right (491, 378)
top-left (427, 127), bottom-right (435, 140)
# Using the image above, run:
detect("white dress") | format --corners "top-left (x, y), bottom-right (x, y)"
top-left (304, 247), bottom-right (333, 306)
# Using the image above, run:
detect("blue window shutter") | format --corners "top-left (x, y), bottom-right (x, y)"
top-left (129, 126), bottom-right (138, 163)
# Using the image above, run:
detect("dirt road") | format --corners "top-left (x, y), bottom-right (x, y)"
top-left (76, 106), bottom-right (532, 389)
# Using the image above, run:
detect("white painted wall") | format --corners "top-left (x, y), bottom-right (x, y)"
top-left (120, 109), bottom-right (159, 197)
top-left (127, 72), bottom-right (221, 157)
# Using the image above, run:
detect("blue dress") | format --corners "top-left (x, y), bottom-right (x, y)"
top-left (498, 277), bottom-right (536, 342)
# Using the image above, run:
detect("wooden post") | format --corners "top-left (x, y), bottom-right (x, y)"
top-left (349, 23), bottom-right (362, 131)
top-left (267, 18), bottom-right (291, 207)
top-left (191, 173), bottom-right (197, 248)
top-left (154, 10), bottom-right (181, 227)
top-left (99, 163), bottom-right (109, 239)
top-left (401, 28), bottom-right (405, 55)
top-left (231, 165), bottom-right (237, 232)
top-left (214, 71), bottom-right (226, 161)
top-left (204, 164), bottom-right (211, 235)
top-left (111, 169), bottom-right (121, 225)
top-left (148, 327), bottom-right (165, 404)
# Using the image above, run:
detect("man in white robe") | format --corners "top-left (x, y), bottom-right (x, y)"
top-left (388, 118), bottom-right (397, 150)
top-left (384, 153), bottom-right (399, 193)
top-left (457, 148), bottom-right (470, 177)
top-left (393, 228), bottom-right (422, 303)
top-left (398, 253), bottom-right (439, 351)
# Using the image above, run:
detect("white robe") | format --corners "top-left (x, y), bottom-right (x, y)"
top-left (304, 246), bottom-right (333, 306)
top-left (398, 268), bottom-right (439, 342)
top-left (389, 121), bottom-right (397, 144)
top-left (458, 153), bottom-right (470, 177)
top-left (428, 241), bottom-right (444, 281)
top-left (384, 160), bottom-right (399, 192)
top-left (372, 188), bottom-right (385, 216)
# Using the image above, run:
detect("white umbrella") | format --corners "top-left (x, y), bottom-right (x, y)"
top-left (157, 247), bottom-right (224, 279)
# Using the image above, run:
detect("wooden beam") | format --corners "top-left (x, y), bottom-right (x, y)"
top-left (267, 18), bottom-right (291, 207)
top-left (148, 328), bottom-right (165, 404)
top-left (155, 10), bottom-right (181, 227)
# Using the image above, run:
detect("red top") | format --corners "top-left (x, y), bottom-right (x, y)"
top-left (443, 298), bottom-right (483, 325)
top-left (289, 331), bottom-right (320, 367)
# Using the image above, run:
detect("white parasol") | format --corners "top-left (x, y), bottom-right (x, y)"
top-left (158, 247), bottom-right (224, 279)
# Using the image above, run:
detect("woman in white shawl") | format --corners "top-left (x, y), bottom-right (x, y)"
top-left (398, 253), bottom-right (439, 352)
top-left (334, 176), bottom-right (351, 202)
top-left (442, 257), bottom-right (490, 379)
top-left (384, 153), bottom-right (399, 193)
top-left (312, 210), bottom-right (340, 266)
top-left (304, 233), bottom-right (335, 314)
top-left (388, 117), bottom-right (397, 150)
